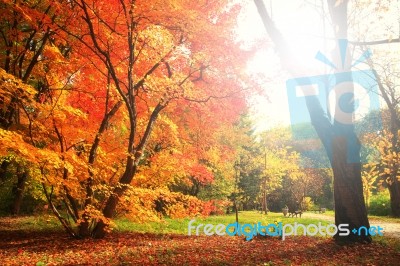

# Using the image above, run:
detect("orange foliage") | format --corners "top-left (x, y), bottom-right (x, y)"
top-left (0, 0), bottom-right (260, 237)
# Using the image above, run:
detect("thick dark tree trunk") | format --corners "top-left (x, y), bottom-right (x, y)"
top-left (91, 185), bottom-right (129, 238)
top-left (0, 160), bottom-right (10, 182)
top-left (327, 0), bottom-right (370, 243)
top-left (78, 216), bottom-right (91, 238)
top-left (92, 192), bottom-right (122, 238)
top-left (254, 0), bottom-right (371, 243)
top-left (11, 169), bottom-right (28, 215)
top-left (388, 178), bottom-right (400, 217)
top-left (331, 137), bottom-right (370, 243)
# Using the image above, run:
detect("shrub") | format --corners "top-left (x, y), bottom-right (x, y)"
top-left (368, 190), bottom-right (391, 216)
top-left (301, 197), bottom-right (315, 211)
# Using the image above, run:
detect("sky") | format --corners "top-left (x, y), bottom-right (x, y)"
top-left (237, 0), bottom-right (331, 131)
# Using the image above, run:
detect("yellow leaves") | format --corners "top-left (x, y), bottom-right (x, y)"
top-left (117, 186), bottom-right (206, 222)
top-left (136, 25), bottom-right (175, 62)
top-left (118, 187), bottom-right (160, 223)
top-left (365, 130), bottom-right (400, 189)
top-left (78, 204), bottom-right (113, 231)
top-left (262, 147), bottom-right (299, 181)
top-left (134, 151), bottom-right (185, 188)
top-left (52, 109), bottom-right (67, 122)
top-left (362, 165), bottom-right (378, 189)
top-left (191, 51), bottom-right (211, 66)
top-left (0, 129), bottom-right (35, 160)
top-left (60, 104), bottom-right (87, 119)
top-left (383, 168), bottom-right (391, 175)
top-left (49, 94), bottom-right (87, 125)
top-left (165, 202), bottom-right (187, 219)
top-left (0, 68), bottom-right (37, 103)
top-left (144, 75), bottom-right (173, 92)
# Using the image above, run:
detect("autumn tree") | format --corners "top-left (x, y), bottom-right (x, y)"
top-left (364, 52), bottom-right (400, 217)
top-left (358, 106), bottom-right (399, 216)
top-left (1, 0), bottom-right (255, 239)
top-left (259, 128), bottom-right (298, 213)
top-left (71, 0), bottom-right (250, 239)
top-left (0, 0), bottom-right (71, 214)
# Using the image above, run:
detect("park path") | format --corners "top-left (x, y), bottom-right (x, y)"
top-left (302, 212), bottom-right (400, 238)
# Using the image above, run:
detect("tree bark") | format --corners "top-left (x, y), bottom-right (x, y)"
top-left (91, 103), bottom-right (165, 238)
top-left (328, 0), bottom-right (370, 243)
top-left (92, 163), bottom-right (136, 238)
top-left (331, 136), bottom-right (370, 243)
top-left (11, 169), bottom-right (28, 215)
top-left (78, 101), bottom-right (123, 237)
top-left (388, 178), bottom-right (400, 216)
top-left (254, 0), bottom-right (371, 243)
top-left (0, 160), bottom-right (10, 182)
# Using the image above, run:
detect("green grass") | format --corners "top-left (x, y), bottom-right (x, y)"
top-left (320, 210), bottom-right (334, 216)
top-left (114, 211), bottom-right (337, 237)
top-left (1, 211), bottom-right (398, 241)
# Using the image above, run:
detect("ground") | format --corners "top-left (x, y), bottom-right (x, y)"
top-left (0, 213), bottom-right (399, 265)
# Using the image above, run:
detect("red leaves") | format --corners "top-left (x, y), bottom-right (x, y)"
top-left (2, 230), bottom-right (400, 265)
top-left (201, 200), bottom-right (230, 216)
top-left (188, 164), bottom-right (214, 185)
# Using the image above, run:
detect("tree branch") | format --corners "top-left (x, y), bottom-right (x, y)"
top-left (350, 38), bottom-right (400, 46)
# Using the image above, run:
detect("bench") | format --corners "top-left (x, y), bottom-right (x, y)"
top-left (288, 210), bottom-right (302, 218)
top-left (312, 208), bottom-right (326, 214)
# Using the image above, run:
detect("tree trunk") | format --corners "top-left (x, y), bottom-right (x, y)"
top-left (331, 137), bottom-right (370, 243)
top-left (387, 109), bottom-right (400, 217)
top-left (263, 192), bottom-right (268, 215)
top-left (328, 0), bottom-right (370, 243)
top-left (261, 177), bottom-right (268, 214)
top-left (92, 161), bottom-right (137, 238)
top-left (388, 178), bottom-right (400, 217)
top-left (92, 187), bottom-right (126, 238)
top-left (383, 98), bottom-right (400, 218)
top-left (254, 0), bottom-right (371, 243)
top-left (0, 160), bottom-right (10, 182)
top-left (11, 169), bottom-right (28, 215)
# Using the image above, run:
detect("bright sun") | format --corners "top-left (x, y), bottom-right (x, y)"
top-left (237, 0), bottom-right (335, 131)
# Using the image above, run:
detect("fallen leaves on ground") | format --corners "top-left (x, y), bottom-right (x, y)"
top-left (0, 229), bottom-right (399, 266)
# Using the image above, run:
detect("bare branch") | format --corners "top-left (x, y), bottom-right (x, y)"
top-left (350, 38), bottom-right (400, 46)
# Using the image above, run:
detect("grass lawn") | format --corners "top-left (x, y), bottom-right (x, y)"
top-left (114, 211), bottom-right (332, 235)
top-left (0, 212), bottom-right (399, 265)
